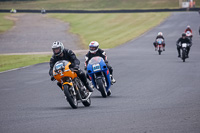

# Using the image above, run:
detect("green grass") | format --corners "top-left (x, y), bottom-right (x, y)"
top-left (0, 54), bottom-right (51, 72)
top-left (49, 13), bottom-right (170, 48)
top-left (1, 0), bottom-right (198, 10)
top-left (0, 13), bottom-right (14, 34)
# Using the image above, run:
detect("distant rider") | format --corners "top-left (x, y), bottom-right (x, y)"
top-left (199, 26), bottom-right (200, 35)
top-left (84, 41), bottom-right (116, 84)
top-left (185, 25), bottom-right (192, 33)
top-left (176, 33), bottom-right (192, 58)
top-left (153, 32), bottom-right (165, 51)
top-left (185, 25), bottom-right (193, 40)
top-left (49, 41), bottom-right (93, 92)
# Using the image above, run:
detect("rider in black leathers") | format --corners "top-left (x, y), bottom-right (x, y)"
top-left (176, 33), bottom-right (192, 58)
top-left (49, 41), bottom-right (93, 92)
top-left (199, 26), bottom-right (200, 35)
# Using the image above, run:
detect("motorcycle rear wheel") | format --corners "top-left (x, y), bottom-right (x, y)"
top-left (96, 78), bottom-right (107, 98)
top-left (182, 50), bottom-right (186, 62)
top-left (158, 47), bottom-right (162, 55)
top-left (64, 84), bottom-right (78, 109)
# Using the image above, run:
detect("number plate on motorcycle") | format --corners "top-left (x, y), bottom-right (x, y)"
top-left (182, 43), bottom-right (187, 48)
top-left (93, 64), bottom-right (101, 72)
top-left (56, 63), bottom-right (63, 70)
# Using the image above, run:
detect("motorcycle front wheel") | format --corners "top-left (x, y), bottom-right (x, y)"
top-left (64, 84), bottom-right (78, 109)
top-left (96, 78), bottom-right (107, 98)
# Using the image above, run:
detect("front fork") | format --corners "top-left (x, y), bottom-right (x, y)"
top-left (94, 72), bottom-right (107, 89)
top-left (62, 79), bottom-right (76, 96)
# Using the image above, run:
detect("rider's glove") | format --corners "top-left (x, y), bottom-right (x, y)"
top-left (51, 76), bottom-right (55, 81)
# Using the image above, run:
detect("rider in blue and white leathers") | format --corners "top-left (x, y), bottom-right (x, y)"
top-left (84, 41), bottom-right (116, 84)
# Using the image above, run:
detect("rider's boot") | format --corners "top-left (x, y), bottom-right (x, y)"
top-left (110, 75), bottom-right (116, 85)
top-left (187, 48), bottom-right (190, 58)
top-left (107, 89), bottom-right (111, 96)
top-left (84, 82), bottom-right (94, 92)
top-left (186, 54), bottom-right (189, 58)
top-left (177, 48), bottom-right (181, 58)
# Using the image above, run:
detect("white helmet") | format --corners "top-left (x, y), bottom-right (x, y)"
top-left (158, 32), bottom-right (163, 36)
top-left (89, 41), bottom-right (99, 53)
top-left (187, 25), bottom-right (190, 28)
top-left (52, 41), bottom-right (64, 56)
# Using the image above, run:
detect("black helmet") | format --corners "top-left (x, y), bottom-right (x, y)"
top-left (182, 33), bottom-right (186, 37)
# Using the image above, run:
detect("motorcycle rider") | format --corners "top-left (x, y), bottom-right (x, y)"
top-left (199, 26), bottom-right (200, 35)
top-left (185, 25), bottom-right (193, 40)
top-left (176, 33), bottom-right (192, 58)
top-left (153, 32), bottom-right (165, 51)
top-left (185, 25), bottom-right (192, 34)
top-left (84, 41), bottom-right (116, 84)
top-left (49, 41), bottom-right (93, 92)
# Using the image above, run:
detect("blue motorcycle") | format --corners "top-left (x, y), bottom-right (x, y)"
top-left (87, 56), bottom-right (111, 97)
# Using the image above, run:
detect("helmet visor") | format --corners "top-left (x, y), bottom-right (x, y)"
top-left (89, 46), bottom-right (97, 52)
top-left (52, 47), bottom-right (61, 56)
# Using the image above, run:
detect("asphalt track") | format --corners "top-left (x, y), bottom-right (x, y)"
top-left (0, 13), bottom-right (81, 54)
top-left (0, 12), bottom-right (200, 133)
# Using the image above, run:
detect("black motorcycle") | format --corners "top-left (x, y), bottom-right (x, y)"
top-left (180, 43), bottom-right (188, 62)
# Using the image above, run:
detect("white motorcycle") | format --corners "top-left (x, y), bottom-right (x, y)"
top-left (185, 31), bottom-right (192, 41)
top-left (180, 43), bottom-right (189, 62)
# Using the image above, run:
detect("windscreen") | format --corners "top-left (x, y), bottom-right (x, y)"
top-left (88, 57), bottom-right (103, 65)
top-left (53, 60), bottom-right (69, 72)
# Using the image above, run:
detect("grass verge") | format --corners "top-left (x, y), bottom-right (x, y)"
top-left (0, 54), bottom-right (51, 72)
top-left (49, 13), bottom-right (170, 48)
top-left (0, 13), bottom-right (14, 34)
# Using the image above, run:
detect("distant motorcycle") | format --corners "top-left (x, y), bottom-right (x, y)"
top-left (180, 43), bottom-right (189, 62)
top-left (156, 38), bottom-right (164, 55)
top-left (53, 60), bottom-right (92, 109)
top-left (87, 56), bottom-right (112, 98)
top-left (185, 31), bottom-right (192, 41)
top-left (41, 9), bottom-right (46, 14)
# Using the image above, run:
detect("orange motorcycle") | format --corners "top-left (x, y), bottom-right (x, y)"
top-left (53, 60), bottom-right (92, 109)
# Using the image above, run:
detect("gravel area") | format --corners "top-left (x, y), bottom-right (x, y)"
top-left (0, 13), bottom-right (83, 54)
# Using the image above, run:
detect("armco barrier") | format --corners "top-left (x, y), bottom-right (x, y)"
top-left (0, 8), bottom-right (200, 13)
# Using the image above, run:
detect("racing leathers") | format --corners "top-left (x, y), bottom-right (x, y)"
top-left (85, 48), bottom-right (115, 84)
top-left (153, 35), bottom-right (165, 50)
top-left (185, 28), bottom-right (192, 34)
top-left (199, 26), bottom-right (200, 35)
top-left (49, 49), bottom-right (93, 92)
top-left (185, 28), bottom-right (193, 40)
top-left (176, 37), bottom-right (192, 57)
